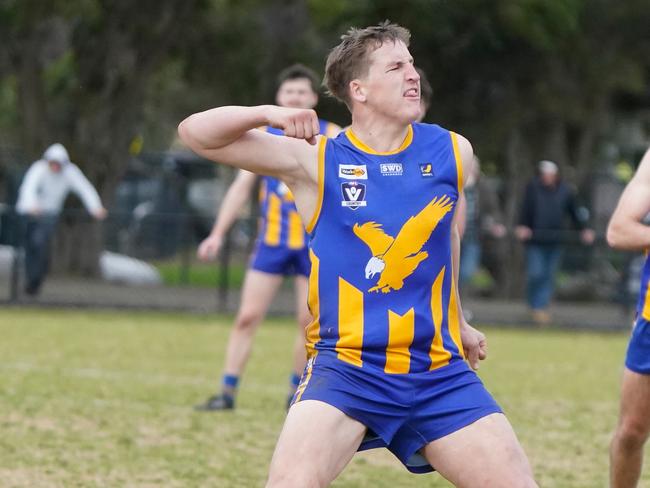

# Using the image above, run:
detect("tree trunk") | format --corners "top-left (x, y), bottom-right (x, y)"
top-left (15, 33), bottom-right (49, 158)
top-left (503, 126), bottom-right (531, 299)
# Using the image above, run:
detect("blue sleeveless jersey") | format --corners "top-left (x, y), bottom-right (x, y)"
top-left (305, 123), bottom-right (466, 374)
top-left (636, 253), bottom-right (650, 319)
top-left (258, 119), bottom-right (336, 250)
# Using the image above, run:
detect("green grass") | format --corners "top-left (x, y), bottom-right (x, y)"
top-left (0, 308), bottom-right (643, 487)
top-left (155, 260), bottom-right (247, 288)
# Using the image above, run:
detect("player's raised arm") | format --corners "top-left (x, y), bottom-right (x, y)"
top-left (607, 148), bottom-right (650, 251)
top-left (177, 105), bottom-right (320, 183)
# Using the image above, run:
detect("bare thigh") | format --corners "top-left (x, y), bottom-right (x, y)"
top-left (617, 368), bottom-right (650, 435)
top-left (236, 269), bottom-right (283, 323)
top-left (423, 413), bottom-right (537, 488)
top-left (266, 400), bottom-right (367, 488)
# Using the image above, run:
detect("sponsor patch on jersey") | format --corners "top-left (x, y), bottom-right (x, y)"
top-left (379, 163), bottom-right (403, 176)
top-left (341, 182), bottom-right (367, 210)
top-left (419, 163), bottom-right (434, 177)
top-left (338, 164), bottom-right (368, 180)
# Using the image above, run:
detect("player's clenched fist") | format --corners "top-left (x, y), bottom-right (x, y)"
top-left (264, 106), bottom-right (320, 145)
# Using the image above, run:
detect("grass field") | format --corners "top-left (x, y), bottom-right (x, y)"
top-left (0, 308), bottom-right (645, 487)
top-left (155, 259), bottom-right (247, 288)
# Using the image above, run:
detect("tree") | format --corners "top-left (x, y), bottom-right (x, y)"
top-left (0, 0), bottom-right (204, 274)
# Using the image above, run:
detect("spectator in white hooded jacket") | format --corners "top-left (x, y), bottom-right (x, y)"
top-left (16, 143), bottom-right (107, 295)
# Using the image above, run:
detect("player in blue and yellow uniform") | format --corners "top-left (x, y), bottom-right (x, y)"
top-left (179, 22), bottom-right (536, 487)
top-left (607, 148), bottom-right (650, 488)
top-left (194, 64), bottom-right (340, 411)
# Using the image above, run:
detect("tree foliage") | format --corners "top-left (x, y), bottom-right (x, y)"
top-left (0, 0), bottom-right (648, 275)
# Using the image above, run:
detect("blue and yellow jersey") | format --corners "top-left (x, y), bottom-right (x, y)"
top-left (258, 175), bottom-right (306, 250)
top-left (637, 253), bottom-right (650, 320)
top-left (305, 123), bottom-right (466, 374)
top-left (258, 120), bottom-right (338, 250)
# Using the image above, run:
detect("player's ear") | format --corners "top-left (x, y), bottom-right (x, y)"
top-left (349, 79), bottom-right (367, 104)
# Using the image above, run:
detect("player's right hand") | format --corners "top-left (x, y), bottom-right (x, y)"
top-left (264, 106), bottom-right (320, 145)
top-left (460, 322), bottom-right (487, 370)
top-left (197, 234), bottom-right (223, 262)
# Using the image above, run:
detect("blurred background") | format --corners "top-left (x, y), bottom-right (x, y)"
top-left (0, 0), bottom-right (649, 327)
top-left (3, 2), bottom-right (650, 487)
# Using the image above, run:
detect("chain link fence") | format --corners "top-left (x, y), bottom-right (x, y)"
top-left (0, 204), bottom-right (641, 324)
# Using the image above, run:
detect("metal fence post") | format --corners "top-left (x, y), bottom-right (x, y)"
top-left (217, 231), bottom-right (231, 313)
top-left (179, 212), bottom-right (191, 285)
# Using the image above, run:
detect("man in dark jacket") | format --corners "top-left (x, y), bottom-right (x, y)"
top-left (515, 160), bottom-right (594, 324)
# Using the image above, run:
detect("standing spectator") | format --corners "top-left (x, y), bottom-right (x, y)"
top-left (515, 160), bottom-right (594, 324)
top-left (16, 143), bottom-right (107, 295)
top-left (457, 156), bottom-right (507, 289)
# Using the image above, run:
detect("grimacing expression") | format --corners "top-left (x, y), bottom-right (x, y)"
top-left (276, 78), bottom-right (318, 109)
top-left (355, 40), bottom-right (421, 123)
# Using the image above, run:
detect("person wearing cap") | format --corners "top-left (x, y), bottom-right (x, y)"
top-left (16, 143), bottom-right (107, 295)
top-left (515, 160), bottom-right (595, 324)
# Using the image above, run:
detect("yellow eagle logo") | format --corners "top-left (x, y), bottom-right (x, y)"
top-left (352, 195), bottom-right (454, 293)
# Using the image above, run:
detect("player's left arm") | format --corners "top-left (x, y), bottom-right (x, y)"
top-left (452, 133), bottom-right (487, 370)
top-left (607, 148), bottom-right (650, 251)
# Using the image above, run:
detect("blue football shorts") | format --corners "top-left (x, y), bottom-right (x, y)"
top-left (626, 316), bottom-right (650, 374)
top-left (291, 350), bottom-right (502, 473)
top-left (249, 241), bottom-right (310, 277)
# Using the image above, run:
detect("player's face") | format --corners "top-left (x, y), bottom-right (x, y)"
top-left (361, 41), bottom-right (421, 123)
top-left (276, 78), bottom-right (318, 109)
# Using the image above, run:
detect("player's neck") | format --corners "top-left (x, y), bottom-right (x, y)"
top-left (349, 114), bottom-right (410, 154)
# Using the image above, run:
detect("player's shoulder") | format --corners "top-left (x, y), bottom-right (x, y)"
top-left (412, 122), bottom-right (460, 146)
top-left (412, 122), bottom-right (452, 139)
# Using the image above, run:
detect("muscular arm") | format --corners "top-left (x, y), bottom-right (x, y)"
top-left (178, 105), bottom-right (321, 224)
top-left (455, 193), bottom-right (467, 239)
top-left (451, 204), bottom-right (464, 305)
top-left (178, 105), bottom-right (318, 184)
top-left (452, 134), bottom-right (487, 369)
top-left (607, 149), bottom-right (650, 251)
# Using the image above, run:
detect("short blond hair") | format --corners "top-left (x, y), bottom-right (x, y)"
top-left (324, 21), bottom-right (411, 107)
